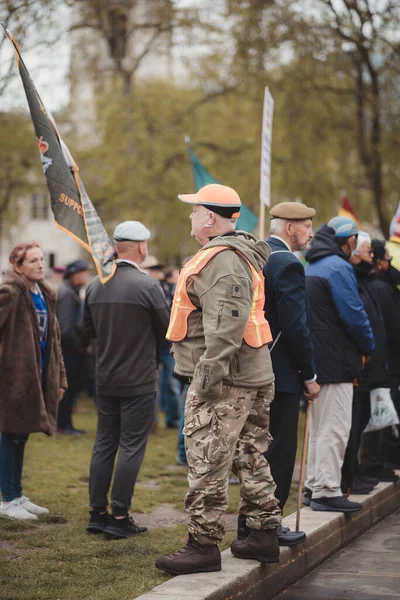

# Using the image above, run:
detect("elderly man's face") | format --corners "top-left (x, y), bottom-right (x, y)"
top-left (189, 205), bottom-right (212, 245)
top-left (289, 219), bottom-right (314, 252)
top-left (358, 240), bottom-right (373, 264)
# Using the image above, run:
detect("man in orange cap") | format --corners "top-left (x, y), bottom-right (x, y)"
top-left (156, 184), bottom-right (281, 576)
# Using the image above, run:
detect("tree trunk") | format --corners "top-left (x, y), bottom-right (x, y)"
top-left (354, 56), bottom-right (388, 237)
top-left (368, 65), bottom-right (389, 237)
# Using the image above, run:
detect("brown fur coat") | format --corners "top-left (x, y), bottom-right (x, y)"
top-left (0, 271), bottom-right (67, 435)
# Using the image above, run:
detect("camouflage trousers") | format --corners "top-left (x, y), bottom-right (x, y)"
top-left (183, 382), bottom-right (281, 545)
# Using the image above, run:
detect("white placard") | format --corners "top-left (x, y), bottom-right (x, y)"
top-left (260, 87), bottom-right (274, 207)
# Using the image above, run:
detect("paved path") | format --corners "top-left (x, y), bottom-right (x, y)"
top-left (276, 508), bottom-right (400, 600)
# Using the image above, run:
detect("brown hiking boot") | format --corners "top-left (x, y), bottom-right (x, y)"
top-left (156, 534), bottom-right (222, 576)
top-left (231, 528), bottom-right (280, 564)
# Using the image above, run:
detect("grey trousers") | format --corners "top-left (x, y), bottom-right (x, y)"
top-left (89, 391), bottom-right (155, 516)
top-left (306, 383), bottom-right (353, 499)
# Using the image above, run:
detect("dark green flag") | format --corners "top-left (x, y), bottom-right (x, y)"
top-left (187, 144), bottom-right (258, 233)
top-left (4, 28), bottom-right (116, 283)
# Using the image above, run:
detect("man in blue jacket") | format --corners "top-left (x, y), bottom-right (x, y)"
top-left (237, 201), bottom-right (319, 546)
top-left (304, 217), bottom-right (375, 512)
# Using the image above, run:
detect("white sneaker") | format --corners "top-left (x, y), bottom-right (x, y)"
top-left (18, 495), bottom-right (49, 516)
top-left (0, 499), bottom-right (38, 520)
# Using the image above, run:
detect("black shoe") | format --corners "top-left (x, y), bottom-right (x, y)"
top-left (357, 474), bottom-right (379, 487)
top-left (361, 467), bottom-right (399, 482)
top-left (311, 496), bottom-right (361, 513)
top-left (103, 515), bottom-right (147, 539)
top-left (156, 534), bottom-right (221, 575)
top-left (342, 478), bottom-right (374, 495)
top-left (87, 510), bottom-right (108, 534)
top-left (278, 525), bottom-right (306, 546)
top-left (303, 487), bottom-right (312, 507)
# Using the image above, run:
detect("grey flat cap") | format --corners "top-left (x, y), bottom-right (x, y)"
top-left (114, 221), bottom-right (151, 242)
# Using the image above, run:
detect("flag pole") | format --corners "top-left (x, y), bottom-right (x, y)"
top-left (259, 199), bottom-right (265, 240)
top-left (259, 87), bottom-right (274, 241)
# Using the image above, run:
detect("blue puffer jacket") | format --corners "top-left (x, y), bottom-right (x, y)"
top-left (305, 225), bottom-right (375, 384)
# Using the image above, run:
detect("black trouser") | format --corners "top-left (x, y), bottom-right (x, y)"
top-left (89, 391), bottom-right (155, 516)
top-left (342, 389), bottom-right (370, 487)
top-left (57, 347), bottom-right (83, 429)
top-left (264, 391), bottom-right (301, 511)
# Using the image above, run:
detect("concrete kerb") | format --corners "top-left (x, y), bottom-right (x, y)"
top-left (136, 478), bottom-right (400, 600)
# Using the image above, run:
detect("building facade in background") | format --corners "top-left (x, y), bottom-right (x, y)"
top-left (0, 190), bottom-right (81, 276)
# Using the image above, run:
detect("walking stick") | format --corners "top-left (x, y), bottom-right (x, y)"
top-left (296, 400), bottom-right (312, 532)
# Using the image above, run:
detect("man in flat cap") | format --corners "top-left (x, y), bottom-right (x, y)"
top-left (83, 221), bottom-right (170, 538)
top-left (56, 259), bottom-right (89, 435)
top-left (156, 184), bottom-right (281, 576)
top-left (238, 202), bottom-right (319, 546)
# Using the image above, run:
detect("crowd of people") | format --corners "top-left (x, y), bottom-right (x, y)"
top-left (0, 183), bottom-right (399, 577)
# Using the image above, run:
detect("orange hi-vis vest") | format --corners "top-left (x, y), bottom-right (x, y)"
top-left (167, 246), bottom-right (272, 348)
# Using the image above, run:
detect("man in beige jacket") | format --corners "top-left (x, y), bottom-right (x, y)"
top-left (156, 184), bottom-right (281, 576)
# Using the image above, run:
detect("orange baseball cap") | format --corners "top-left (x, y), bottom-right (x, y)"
top-left (178, 184), bottom-right (241, 219)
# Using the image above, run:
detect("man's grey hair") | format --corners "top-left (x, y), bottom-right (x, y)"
top-left (214, 212), bottom-right (237, 230)
top-left (355, 231), bottom-right (371, 253)
top-left (269, 218), bottom-right (287, 234)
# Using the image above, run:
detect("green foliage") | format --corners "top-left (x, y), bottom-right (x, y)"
top-left (0, 112), bottom-right (42, 225)
top-left (74, 63), bottom-right (375, 259)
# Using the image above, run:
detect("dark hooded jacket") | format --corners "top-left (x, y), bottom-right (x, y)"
top-left (305, 225), bottom-right (374, 384)
top-left (0, 271), bottom-right (67, 435)
top-left (353, 262), bottom-right (390, 391)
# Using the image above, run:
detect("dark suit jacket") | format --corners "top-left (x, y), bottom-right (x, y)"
top-left (264, 236), bottom-right (315, 393)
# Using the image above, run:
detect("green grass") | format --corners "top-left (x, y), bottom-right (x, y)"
top-left (0, 399), bottom-right (304, 600)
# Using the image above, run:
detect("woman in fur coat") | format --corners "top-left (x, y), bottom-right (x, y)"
top-left (0, 242), bottom-right (67, 520)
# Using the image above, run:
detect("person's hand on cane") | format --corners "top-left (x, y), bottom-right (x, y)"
top-left (304, 380), bottom-right (320, 402)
